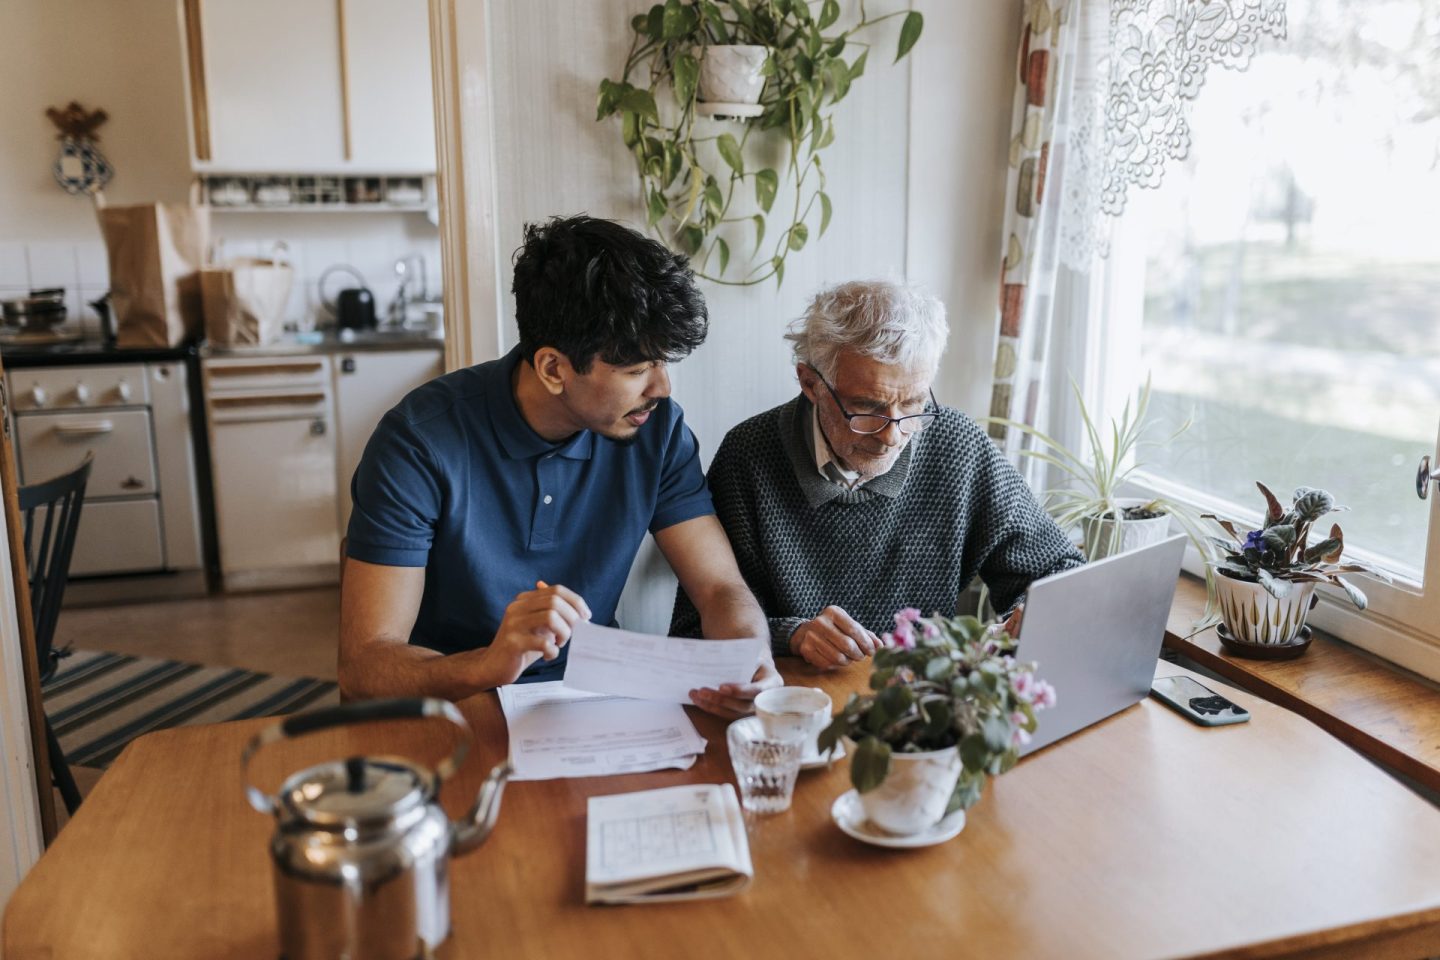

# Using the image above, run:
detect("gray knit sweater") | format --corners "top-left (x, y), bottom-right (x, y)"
top-left (670, 395), bottom-right (1084, 657)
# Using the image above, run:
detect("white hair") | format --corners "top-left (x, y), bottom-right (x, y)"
top-left (785, 279), bottom-right (949, 380)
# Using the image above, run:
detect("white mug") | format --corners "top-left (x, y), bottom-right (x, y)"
top-left (755, 686), bottom-right (832, 756)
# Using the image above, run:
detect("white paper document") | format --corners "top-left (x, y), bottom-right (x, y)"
top-left (585, 783), bottom-right (753, 904)
top-left (496, 681), bottom-right (707, 782)
top-left (562, 620), bottom-right (764, 702)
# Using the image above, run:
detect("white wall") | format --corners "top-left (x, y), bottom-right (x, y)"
top-left (0, 0), bottom-right (442, 335)
top-left (478, 0), bottom-right (1021, 632)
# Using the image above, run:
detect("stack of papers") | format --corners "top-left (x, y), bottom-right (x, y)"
top-left (496, 682), bottom-right (707, 781)
top-left (585, 784), bottom-right (752, 904)
top-left (562, 621), bottom-right (765, 701)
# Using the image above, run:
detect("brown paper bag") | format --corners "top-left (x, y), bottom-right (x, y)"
top-left (96, 201), bottom-right (210, 347)
top-left (201, 252), bottom-right (295, 346)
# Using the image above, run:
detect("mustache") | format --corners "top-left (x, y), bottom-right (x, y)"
top-left (628, 401), bottom-right (660, 416)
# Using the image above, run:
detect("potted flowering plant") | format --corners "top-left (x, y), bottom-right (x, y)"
top-left (1204, 482), bottom-right (1391, 657)
top-left (817, 608), bottom-right (1055, 836)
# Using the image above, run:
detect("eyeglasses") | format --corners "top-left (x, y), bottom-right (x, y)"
top-left (807, 366), bottom-right (939, 436)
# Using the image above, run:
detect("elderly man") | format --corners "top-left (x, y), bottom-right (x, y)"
top-left (670, 279), bottom-right (1082, 668)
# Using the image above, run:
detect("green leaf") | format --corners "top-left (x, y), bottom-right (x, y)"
top-left (959, 733), bottom-right (988, 772)
top-left (716, 132), bottom-right (744, 175)
top-left (621, 111), bottom-right (641, 149)
top-left (618, 88), bottom-right (659, 124)
top-left (791, 0), bottom-right (810, 23)
top-left (703, 176), bottom-right (723, 218)
top-left (816, 117), bottom-right (834, 150)
top-left (646, 3), bottom-right (665, 39)
top-left (827, 37), bottom-right (846, 58)
top-left (752, 214), bottom-right (766, 255)
top-left (850, 737), bottom-right (891, 793)
top-left (819, 0), bottom-right (840, 29)
top-left (715, 236), bottom-right (730, 275)
top-left (877, 683), bottom-right (915, 715)
top-left (818, 191), bottom-right (833, 236)
top-left (646, 188), bottom-right (668, 227)
top-left (788, 222), bottom-right (809, 251)
top-left (796, 52), bottom-right (814, 83)
top-left (896, 11), bottom-right (924, 62)
top-left (699, 1), bottom-right (730, 42)
top-left (679, 224), bottom-right (704, 255)
top-left (595, 79), bottom-right (621, 121)
top-left (673, 53), bottom-right (699, 107)
top-left (754, 168), bottom-right (779, 212)
top-left (773, 255), bottom-right (785, 288)
top-left (1336, 576), bottom-right (1368, 610)
top-left (631, 13), bottom-right (650, 34)
top-left (826, 59), bottom-right (852, 101)
top-left (661, 0), bottom-right (686, 39)
top-left (848, 49), bottom-right (869, 82)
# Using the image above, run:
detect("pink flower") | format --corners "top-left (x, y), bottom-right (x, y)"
top-left (1013, 672), bottom-right (1036, 703)
top-left (892, 623), bottom-right (916, 650)
top-left (922, 621), bottom-right (939, 639)
top-left (1010, 713), bottom-right (1032, 748)
top-left (880, 631), bottom-right (895, 648)
top-left (1033, 680), bottom-right (1057, 710)
top-left (894, 607), bottom-right (922, 626)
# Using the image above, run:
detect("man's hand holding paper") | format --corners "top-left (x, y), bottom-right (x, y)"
top-left (562, 621), bottom-right (776, 716)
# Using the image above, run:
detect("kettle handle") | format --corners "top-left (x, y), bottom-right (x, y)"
top-left (241, 698), bottom-right (471, 815)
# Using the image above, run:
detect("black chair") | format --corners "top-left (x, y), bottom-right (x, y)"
top-left (18, 453), bottom-right (94, 815)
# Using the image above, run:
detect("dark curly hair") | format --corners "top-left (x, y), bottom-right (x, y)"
top-left (511, 215), bottom-right (709, 373)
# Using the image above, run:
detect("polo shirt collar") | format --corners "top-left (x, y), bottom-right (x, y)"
top-left (487, 346), bottom-right (596, 461)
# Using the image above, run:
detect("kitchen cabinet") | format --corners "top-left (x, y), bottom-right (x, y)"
top-left (203, 346), bottom-right (442, 591)
top-left (203, 357), bottom-right (341, 591)
top-left (186, 0), bottom-right (435, 173)
top-left (333, 348), bottom-right (444, 535)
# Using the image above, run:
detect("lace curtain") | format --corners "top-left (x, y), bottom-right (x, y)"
top-left (989, 0), bottom-right (1286, 471)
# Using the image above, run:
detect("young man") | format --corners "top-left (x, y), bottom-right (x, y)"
top-left (671, 279), bottom-right (1083, 668)
top-left (340, 215), bottom-right (776, 717)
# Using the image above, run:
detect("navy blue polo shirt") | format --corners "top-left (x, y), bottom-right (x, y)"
top-left (346, 345), bottom-right (714, 682)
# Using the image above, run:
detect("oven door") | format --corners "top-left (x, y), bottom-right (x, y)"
top-left (16, 409), bottom-right (158, 496)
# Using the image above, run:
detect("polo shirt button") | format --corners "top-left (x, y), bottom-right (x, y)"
top-left (543, 495), bottom-right (553, 504)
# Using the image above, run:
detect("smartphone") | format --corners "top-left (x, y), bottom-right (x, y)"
top-left (1150, 675), bottom-right (1251, 727)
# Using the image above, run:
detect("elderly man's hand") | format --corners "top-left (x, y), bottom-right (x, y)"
top-left (689, 658), bottom-right (781, 719)
top-left (789, 606), bottom-right (881, 669)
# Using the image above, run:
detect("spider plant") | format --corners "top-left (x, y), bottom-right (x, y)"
top-left (984, 377), bottom-right (1219, 617)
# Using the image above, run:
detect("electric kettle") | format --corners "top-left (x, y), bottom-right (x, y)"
top-left (243, 698), bottom-right (513, 960)
top-left (318, 264), bottom-right (378, 330)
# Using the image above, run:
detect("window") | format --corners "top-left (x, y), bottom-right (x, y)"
top-left (1098, 0), bottom-right (1440, 678)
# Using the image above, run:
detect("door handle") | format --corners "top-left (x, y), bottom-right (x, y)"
top-left (1418, 455), bottom-right (1440, 499)
top-left (54, 420), bottom-right (115, 436)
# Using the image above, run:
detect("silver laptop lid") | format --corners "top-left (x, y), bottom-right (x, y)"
top-left (1017, 534), bottom-right (1187, 757)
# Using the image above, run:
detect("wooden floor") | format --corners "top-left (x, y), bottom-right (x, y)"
top-left (49, 587), bottom-right (340, 825)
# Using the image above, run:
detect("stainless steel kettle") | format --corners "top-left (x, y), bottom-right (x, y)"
top-left (243, 698), bottom-right (513, 960)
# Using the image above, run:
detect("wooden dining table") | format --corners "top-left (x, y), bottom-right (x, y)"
top-left (6, 660), bottom-right (1440, 960)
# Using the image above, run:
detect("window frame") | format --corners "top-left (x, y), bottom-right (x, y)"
top-left (1091, 213), bottom-right (1440, 683)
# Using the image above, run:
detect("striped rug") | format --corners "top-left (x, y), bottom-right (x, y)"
top-left (41, 649), bottom-right (340, 771)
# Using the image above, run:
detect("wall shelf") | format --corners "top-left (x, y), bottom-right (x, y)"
top-left (192, 173), bottom-right (435, 214)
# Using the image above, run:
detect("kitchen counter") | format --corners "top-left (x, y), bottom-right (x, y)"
top-left (201, 328), bottom-right (444, 358)
top-left (0, 329), bottom-right (443, 368)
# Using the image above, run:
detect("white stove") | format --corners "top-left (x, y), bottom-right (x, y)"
top-left (6, 362), bottom-right (204, 590)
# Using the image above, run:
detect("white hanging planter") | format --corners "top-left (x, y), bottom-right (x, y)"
top-left (1080, 497), bottom-right (1173, 561)
top-left (696, 45), bottom-right (768, 119)
top-left (853, 744), bottom-right (963, 836)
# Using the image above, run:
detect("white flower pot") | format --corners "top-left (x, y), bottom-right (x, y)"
top-left (855, 745), bottom-right (963, 836)
top-left (1081, 498), bottom-right (1172, 561)
top-left (1213, 569), bottom-right (1316, 646)
top-left (698, 45), bottom-right (768, 104)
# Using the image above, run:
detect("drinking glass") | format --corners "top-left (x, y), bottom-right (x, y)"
top-left (727, 716), bottom-right (805, 814)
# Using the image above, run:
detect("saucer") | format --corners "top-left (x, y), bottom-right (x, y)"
top-left (830, 790), bottom-right (966, 849)
top-left (800, 739), bottom-right (845, 771)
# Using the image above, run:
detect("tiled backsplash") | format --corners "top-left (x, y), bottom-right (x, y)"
top-left (0, 227), bottom-right (442, 339)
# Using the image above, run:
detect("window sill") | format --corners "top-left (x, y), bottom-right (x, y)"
top-left (1165, 575), bottom-right (1440, 797)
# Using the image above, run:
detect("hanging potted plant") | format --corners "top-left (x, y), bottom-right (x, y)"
top-left (817, 609), bottom-right (1054, 838)
top-left (1203, 483), bottom-right (1391, 659)
top-left (596, 0), bottom-right (923, 286)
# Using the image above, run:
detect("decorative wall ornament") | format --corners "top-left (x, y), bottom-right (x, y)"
top-left (46, 101), bottom-right (113, 196)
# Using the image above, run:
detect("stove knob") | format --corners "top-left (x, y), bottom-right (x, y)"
top-left (74, 383), bottom-right (91, 404)
top-left (30, 386), bottom-right (46, 408)
top-left (116, 381), bottom-right (132, 402)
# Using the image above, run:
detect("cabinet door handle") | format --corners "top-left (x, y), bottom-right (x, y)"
top-left (208, 363), bottom-right (325, 378)
top-left (54, 420), bottom-right (115, 436)
top-left (211, 393), bottom-right (326, 409)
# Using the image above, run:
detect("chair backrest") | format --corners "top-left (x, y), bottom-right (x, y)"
top-left (17, 453), bottom-right (93, 681)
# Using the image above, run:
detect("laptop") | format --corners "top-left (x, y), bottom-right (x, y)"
top-left (1016, 534), bottom-right (1187, 757)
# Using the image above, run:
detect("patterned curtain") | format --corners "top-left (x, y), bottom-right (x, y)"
top-left (988, 0), bottom-right (1286, 476)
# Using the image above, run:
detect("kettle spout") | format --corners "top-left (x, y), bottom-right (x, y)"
top-left (452, 758), bottom-right (514, 855)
